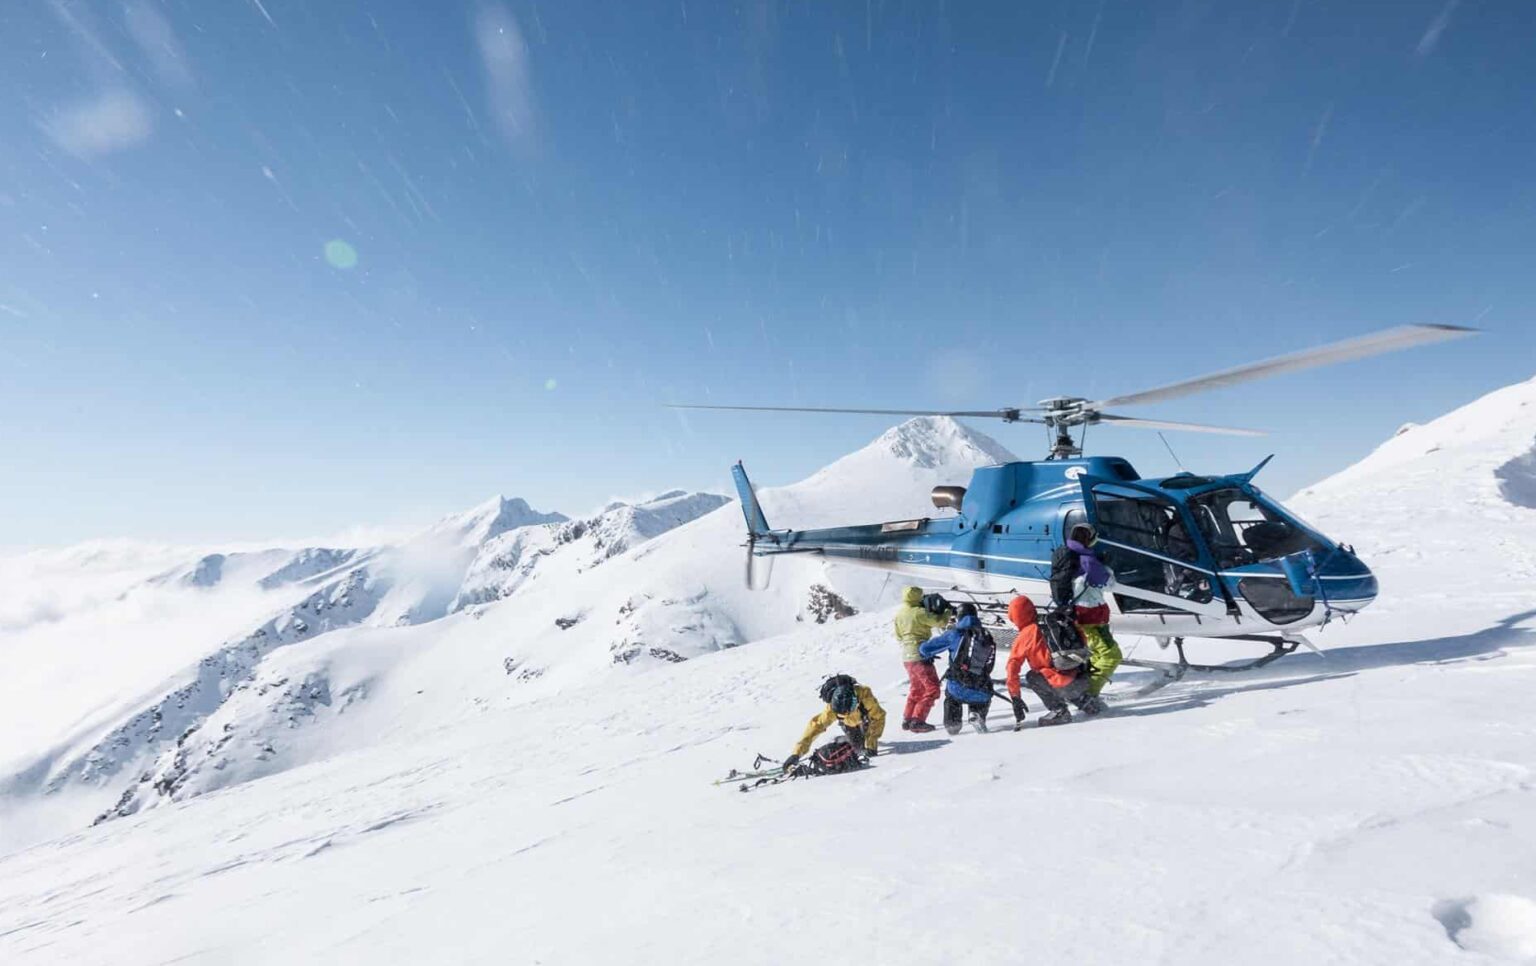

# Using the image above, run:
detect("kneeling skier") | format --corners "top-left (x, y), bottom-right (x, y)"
top-left (783, 674), bottom-right (886, 772)
top-left (919, 602), bottom-right (997, 734)
top-left (1005, 595), bottom-right (1096, 727)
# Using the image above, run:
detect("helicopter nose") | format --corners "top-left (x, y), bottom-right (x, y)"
top-left (1316, 548), bottom-right (1379, 614)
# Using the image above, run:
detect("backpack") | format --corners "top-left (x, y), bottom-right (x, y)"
top-left (806, 738), bottom-right (865, 775)
top-left (1049, 544), bottom-right (1080, 607)
top-left (1041, 611), bottom-right (1092, 672)
top-left (950, 624), bottom-right (997, 694)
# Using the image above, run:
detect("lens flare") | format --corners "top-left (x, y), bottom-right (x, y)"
top-left (324, 239), bottom-right (358, 269)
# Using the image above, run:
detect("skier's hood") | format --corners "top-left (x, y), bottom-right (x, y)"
top-left (901, 586), bottom-right (924, 606)
top-left (1008, 595), bottom-right (1037, 629)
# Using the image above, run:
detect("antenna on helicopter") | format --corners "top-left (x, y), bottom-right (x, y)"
top-left (1157, 432), bottom-right (1187, 473)
top-left (667, 324), bottom-right (1478, 460)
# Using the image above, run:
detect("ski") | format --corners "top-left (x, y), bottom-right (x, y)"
top-left (737, 774), bottom-right (792, 793)
top-left (714, 753), bottom-right (786, 786)
top-left (712, 766), bottom-right (784, 786)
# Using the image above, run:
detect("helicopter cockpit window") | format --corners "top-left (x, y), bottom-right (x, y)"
top-left (1186, 488), bottom-right (1323, 569)
top-left (1089, 487), bottom-right (1212, 611)
top-left (1091, 490), bottom-right (1198, 562)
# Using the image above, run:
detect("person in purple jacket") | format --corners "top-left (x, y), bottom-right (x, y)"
top-left (1049, 523), bottom-right (1120, 709)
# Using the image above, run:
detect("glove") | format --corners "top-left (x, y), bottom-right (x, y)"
top-left (782, 754), bottom-right (799, 772)
top-left (1011, 695), bottom-right (1028, 722)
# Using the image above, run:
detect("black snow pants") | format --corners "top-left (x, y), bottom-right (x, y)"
top-left (943, 695), bottom-right (990, 735)
top-left (1023, 670), bottom-right (1091, 714)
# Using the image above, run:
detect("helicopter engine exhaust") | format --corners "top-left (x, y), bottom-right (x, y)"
top-left (930, 485), bottom-right (966, 511)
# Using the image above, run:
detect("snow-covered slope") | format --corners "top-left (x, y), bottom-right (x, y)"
top-left (3, 526), bottom-right (1534, 965)
top-left (0, 418), bottom-right (1008, 836)
top-left (459, 416), bottom-right (1015, 677)
top-left (4, 400), bottom-right (1536, 965)
top-left (0, 496), bottom-right (570, 825)
top-left (0, 483), bottom-right (751, 834)
top-left (1292, 374), bottom-right (1536, 613)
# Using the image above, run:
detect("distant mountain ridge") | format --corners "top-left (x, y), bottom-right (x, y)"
top-left (0, 487), bottom-right (733, 824)
top-left (3, 416), bottom-right (1014, 829)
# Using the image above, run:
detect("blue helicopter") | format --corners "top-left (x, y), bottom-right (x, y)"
top-left (674, 325), bottom-right (1475, 677)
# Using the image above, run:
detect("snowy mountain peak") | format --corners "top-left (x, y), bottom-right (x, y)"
top-left (794, 417), bottom-right (1019, 500)
top-left (871, 416), bottom-right (1017, 469)
top-left (452, 490), bottom-right (730, 611)
top-left (427, 495), bottom-right (568, 547)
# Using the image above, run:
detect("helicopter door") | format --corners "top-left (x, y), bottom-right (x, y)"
top-left (1082, 482), bottom-right (1221, 615)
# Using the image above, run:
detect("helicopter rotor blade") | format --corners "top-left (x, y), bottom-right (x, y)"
top-left (1095, 414), bottom-right (1267, 437)
top-left (666, 403), bottom-right (1046, 422)
top-left (1088, 324), bottom-right (1477, 410)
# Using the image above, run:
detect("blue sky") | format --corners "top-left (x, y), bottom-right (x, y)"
top-left (2, 0), bottom-right (1531, 547)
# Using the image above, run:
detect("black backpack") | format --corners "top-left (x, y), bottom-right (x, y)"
top-left (1041, 610), bottom-right (1092, 672)
top-left (950, 625), bottom-right (997, 693)
top-left (805, 738), bottom-right (865, 775)
top-left (1049, 544), bottom-right (1079, 607)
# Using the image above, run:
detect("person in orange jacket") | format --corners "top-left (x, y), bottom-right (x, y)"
top-left (1005, 595), bottom-right (1095, 729)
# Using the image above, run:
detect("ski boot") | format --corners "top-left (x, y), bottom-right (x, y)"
top-left (1037, 708), bottom-right (1072, 727)
top-left (969, 712), bottom-right (989, 734)
top-left (907, 720), bottom-right (936, 734)
top-left (1075, 695), bottom-right (1105, 716)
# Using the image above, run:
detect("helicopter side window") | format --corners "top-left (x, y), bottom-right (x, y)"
top-left (1188, 488), bottom-right (1323, 569)
top-left (1089, 487), bottom-right (1212, 611)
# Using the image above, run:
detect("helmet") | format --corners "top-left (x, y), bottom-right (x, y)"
top-left (955, 602), bottom-right (979, 620)
top-left (920, 593), bottom-right (950, 616)
top-left (1069, 523), bottom-right (1098, 547)
top-left (819, 674), bottom-right (858, 714)
top-left (829, 684), bottom-right (857, 715)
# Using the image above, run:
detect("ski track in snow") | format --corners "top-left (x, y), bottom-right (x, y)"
top-left (2, 387), bottom-right (1536, 962)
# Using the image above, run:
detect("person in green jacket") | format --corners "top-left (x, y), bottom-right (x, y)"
top-left (894, 586), bottom-right (952, 733)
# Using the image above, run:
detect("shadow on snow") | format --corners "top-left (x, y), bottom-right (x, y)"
top-left (1110, 608), bottom-right (1536, 719)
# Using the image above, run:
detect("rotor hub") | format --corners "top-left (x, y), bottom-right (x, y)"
top-left (1037, 396), bottom-right (1089, 412)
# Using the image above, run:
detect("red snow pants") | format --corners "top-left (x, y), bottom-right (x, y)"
top-left (904, 660), bottom-right (941, 722)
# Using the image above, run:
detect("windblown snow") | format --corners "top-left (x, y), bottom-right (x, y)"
top-left (2, 402), bottom-right (1535, 965)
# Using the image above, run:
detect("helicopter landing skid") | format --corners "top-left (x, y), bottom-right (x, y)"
top-left (1124, 633), bottom-right (1307, 696)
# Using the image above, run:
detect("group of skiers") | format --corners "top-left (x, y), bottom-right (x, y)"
top-left (784, 524), bottom-right (1124, 773)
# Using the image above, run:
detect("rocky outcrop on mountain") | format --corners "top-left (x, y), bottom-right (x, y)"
top-left (451, 491), bottom-right (729, 610)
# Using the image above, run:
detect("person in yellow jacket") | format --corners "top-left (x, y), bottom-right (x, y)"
top-left (894, 587), bottom-right (952, 733)
top-left (783, 674), bottom-right (886, 771)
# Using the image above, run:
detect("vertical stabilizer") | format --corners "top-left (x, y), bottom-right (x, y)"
top-left (731, 462), bottom-right (771, 536)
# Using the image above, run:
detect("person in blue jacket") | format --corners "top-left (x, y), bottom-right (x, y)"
top-left (918, 602), bottom-right (998, 735)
